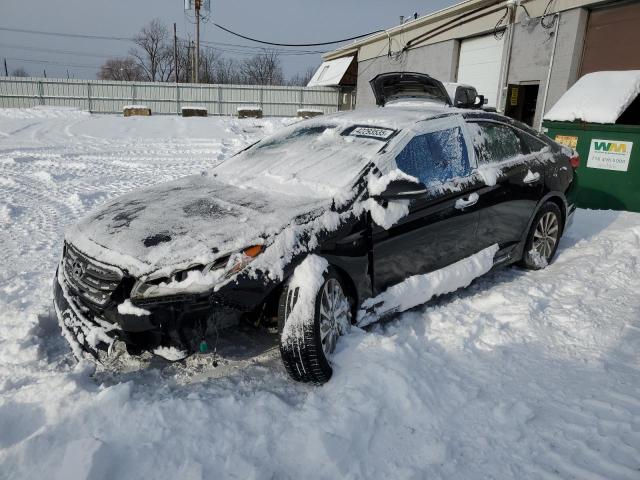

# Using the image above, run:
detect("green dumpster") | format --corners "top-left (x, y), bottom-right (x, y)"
top-left (542, 71), bottom-right (640, 212)
top-left (543, 121), bottom-right (640, 211)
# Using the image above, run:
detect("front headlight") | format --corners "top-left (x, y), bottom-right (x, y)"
top-left (130, 245), bottom-right (264, 301)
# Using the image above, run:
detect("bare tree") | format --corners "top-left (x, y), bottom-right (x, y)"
top-left (241, 50), bottom-right (284, 86)
top-left (11, 67), bottom-right (29, 77)
top-left (287, 66), bottom-right (317, 86)
top-left (198, 48), bottom-right (222, 84)
top-left (98, 57), bottom-right (143, 81)
top-left (213, 57), bottom-right (242, 84)
top-left (130, 19), bottom-right (173, 82)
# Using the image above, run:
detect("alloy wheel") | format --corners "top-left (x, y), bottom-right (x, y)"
top-left (533, 211), bottom-right (559, 260)
top-left (318, 278), bottom-right (351, 358)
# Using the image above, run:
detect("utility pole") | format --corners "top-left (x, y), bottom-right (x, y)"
top-left (173, 23), bottom-right (179, 83)
top-left (3, 58), bottom-right (7, 76)
top-left (190, 40), bottom-right (195, 83)
top-left (194, 0), bottom-right (201, 83)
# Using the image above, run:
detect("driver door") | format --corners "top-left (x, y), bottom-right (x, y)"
top-left (372, 117), bottom-right (485, 293)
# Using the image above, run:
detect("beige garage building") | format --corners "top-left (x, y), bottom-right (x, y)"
top-left (314, 0), bottom-right (640, 128)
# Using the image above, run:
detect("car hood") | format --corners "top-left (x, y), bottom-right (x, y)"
top-left (66, 174), bottom-right (327, 277)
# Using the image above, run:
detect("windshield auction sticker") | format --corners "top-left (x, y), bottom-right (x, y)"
top-left (587, 139), bottom-right (633, 172)
top-left (350, 126), bottom-right (395, 140)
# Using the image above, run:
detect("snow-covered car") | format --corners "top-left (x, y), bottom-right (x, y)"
top-left (54, 73), bottom-right (577, 384)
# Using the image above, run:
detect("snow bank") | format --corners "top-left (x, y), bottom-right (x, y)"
top-left (544, 70), bottom-right (640, 123)
top-left (2, 109), bottom-right (640, 479)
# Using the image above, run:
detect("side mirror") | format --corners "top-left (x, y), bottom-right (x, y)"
top-left (374, 178), bottom-right (427, 201)
top-left (474, 94), bottom-right (486, 107)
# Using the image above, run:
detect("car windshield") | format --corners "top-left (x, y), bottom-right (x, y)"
top-left (212, 121), bottom-right (394, 199)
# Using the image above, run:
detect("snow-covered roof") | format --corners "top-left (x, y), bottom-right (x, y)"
top-left (307, 57), bottom-right (354, 87)
top-left (544, 70), bottom-right (640, 124)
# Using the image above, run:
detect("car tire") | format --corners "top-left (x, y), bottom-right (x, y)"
top-left (278, 267), bottom-right (352, 385)
top-left (520, 202), bottom-right (563, 270)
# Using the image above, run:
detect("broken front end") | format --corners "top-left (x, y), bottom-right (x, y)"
top-left (53, 242), bottom-right (278, 362)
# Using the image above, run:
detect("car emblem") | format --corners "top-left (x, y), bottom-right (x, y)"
top-left (71, 260), bottom-right (86, 280)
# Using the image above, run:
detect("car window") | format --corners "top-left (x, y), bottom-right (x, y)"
top-left (468, 122), bottom-right (525, 164)
top-left (394, 126), bottom-right (470, 185)
top-left (518, 131), bottom-right (548, 153)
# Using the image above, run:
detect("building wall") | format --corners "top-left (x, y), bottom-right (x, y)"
top-left (353, 7), bottom-right (589, 128)
top-left (507, 7), bottom-right (588, 127)
top-left (355, 40), bottom-right (459, 108)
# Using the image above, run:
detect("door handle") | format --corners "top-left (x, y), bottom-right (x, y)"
top-left (455, 192), bottom-right (479, 210)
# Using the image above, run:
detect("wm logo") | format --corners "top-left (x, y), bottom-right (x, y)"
top-left (594, 141), bottom-right (627, 153)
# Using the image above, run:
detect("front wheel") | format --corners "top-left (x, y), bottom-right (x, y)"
top-left (520, 202), bottom-right (563, 270)
top-left (278, 265), bottom-right (352, 384)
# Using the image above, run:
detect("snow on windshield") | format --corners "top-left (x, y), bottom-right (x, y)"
top-left (212, 120), bottom-right (392, 199)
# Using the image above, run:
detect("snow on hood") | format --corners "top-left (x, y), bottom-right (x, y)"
top-left (66, 174), bottom-right (326, 277)
top-left (64, 107), bottom-right (450, 279)
top-left (544, 70), bottom-right (640, 124)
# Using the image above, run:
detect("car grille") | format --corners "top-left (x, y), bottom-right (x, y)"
top-left (62, 243), bottom-right (124, 308)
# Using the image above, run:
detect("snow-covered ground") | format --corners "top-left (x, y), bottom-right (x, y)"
top-left (1, 107), bottom-right (640, 479)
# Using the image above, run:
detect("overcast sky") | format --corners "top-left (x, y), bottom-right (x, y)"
top-left (0, 0), bottom-right (458, 80)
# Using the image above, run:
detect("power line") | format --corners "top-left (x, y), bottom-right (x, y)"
top-left (188, 41), bottom-right (324, 57)
top-left (0, 25), bottom-right (326, 57)
top-left (4, 57), bottom-right (101, 70)
top-left (199, 39), bottom-right (325, 55)
top-left (212, 22), bottom-right (382, 47)
top-left (0, 42), bottom-right (118, 59)
top-left (0, 26), bottom-right (130, 41)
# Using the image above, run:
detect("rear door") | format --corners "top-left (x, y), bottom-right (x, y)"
top-left (372, 116), bottom-right (484, 292)
top-left (466, 120), bottom-right (545, 256)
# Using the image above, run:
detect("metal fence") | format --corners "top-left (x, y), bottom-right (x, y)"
top-left (0, 76), bottom-right (341, 116)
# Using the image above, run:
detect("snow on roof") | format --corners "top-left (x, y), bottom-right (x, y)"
top-left (307, 56), bottom-right (354, 87)
top-left (544, 70), bottom-right (640, 124)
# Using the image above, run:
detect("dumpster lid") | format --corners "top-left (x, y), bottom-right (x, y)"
top-left (544, 70), bottom-right (640, 124)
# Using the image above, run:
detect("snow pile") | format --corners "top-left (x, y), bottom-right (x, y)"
top-left (2, 108), bottom-right (640, 479)
top-left (280, 255), bottom-right (329, 345)
top-left (359, 244), bottom-right (499, 326)
top-left (0, 105), bottom-right (90, 119)
top-left (544, 70), bottom-right (640, 123)
top-left (116, 300), bottom-right (150, 317)
top-left (522, 170), bottom-right (540, 183)
top-left (153, 346), bottom-right (188, 361)
top-left (367, 168), bottom-right (419, 196)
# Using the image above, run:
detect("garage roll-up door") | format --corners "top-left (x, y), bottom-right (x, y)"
top-left (580, 2), bottom-right (640, 76)
top-left (456, 33), bottom-right (505, 108)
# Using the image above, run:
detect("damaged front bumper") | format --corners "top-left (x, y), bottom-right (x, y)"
top-left (53, 261), bottom-right (276, 363)
top-left (53, 266), bottom-right (123, 361)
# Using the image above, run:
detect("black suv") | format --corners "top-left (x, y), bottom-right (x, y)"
top-left (54, 72), bottom-right (577, 384)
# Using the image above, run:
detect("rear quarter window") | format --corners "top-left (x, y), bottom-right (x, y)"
top-left (467, 122), bottom-right (525, 164)
top-left (517, 130), bottom-right (549, 153)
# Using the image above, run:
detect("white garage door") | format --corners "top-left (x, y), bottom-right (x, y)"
top-left (456, 34), bottom-right (505, 108)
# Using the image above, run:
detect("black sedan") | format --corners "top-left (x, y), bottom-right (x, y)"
top-left (53, 73), bottom-right (577, 384)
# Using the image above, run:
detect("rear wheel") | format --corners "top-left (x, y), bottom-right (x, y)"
top-left (278, 268), bottom-right (352, 384)
top-left (521, 202), bottom-right (562, 270)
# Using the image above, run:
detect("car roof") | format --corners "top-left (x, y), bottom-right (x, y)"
top-left (315, 104), bottom-right (543, 140)
top-left (317, 104), bottom-right (455, 132)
